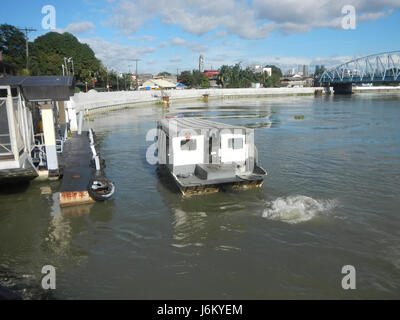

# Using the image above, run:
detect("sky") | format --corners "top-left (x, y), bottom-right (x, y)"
top-left (1, 0), bottom-right (400, 75)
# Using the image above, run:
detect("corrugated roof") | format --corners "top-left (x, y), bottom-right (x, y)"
top-left (0, 76), bottom-right (74, 101)
top-left (142, 78), bottom-right (176, 88)
top-left (158, 117), bottom-right (248, 136)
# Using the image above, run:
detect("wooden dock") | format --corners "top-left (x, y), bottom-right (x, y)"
top-left (58, 132), bottom-right (95, 207)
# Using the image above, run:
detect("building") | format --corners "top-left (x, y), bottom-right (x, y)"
top-left (140, 78), bottom-right (176, 90)
top-left (286, 68), bottom-right (296, 76)
top-left (263, 67), bottom-right (272, 76)
top-left (249, 64), bottom-right (263, 73)
top-left (204, 70), bottom-right (219, 80)
top-left (280, 74), bottom-right (306, 87)
top-left (297, 65), bottom-right (310, 77)
top-left (303, 65), bottom-right (309, 77)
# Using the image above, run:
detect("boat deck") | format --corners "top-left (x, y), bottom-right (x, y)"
top-left (164, 163), bottom-right (266, 196)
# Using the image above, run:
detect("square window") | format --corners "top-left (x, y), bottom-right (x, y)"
top-left (228, 138), bottom-right (243, 149)
top-left (180, 138), bottom-right (197, 151)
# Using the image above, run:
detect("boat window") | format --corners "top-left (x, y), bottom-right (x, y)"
top-left (180, 138), bottom-right (197, 151)
top-left (228, 138), bottom-right (243, 149)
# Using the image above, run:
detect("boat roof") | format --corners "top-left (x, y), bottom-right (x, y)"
top-left (0, 75), bottom-right (74, 101)
top-left (158, 117), bottom-right (250, 136)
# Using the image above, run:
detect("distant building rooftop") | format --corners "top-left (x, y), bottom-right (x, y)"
top-left (142, 78), bottom-right (176, 89)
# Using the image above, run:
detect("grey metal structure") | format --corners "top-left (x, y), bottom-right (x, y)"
top-left (156, 117), bottom-right (266, 196)
top-left (0, 76), bottom-right (74, 184)
top-left (319, 51), bottom-right (400, 85)
top-left (0, 85), bottom-right (37, 182)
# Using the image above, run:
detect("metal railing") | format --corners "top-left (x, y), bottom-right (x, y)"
top-left (319, 51), bottom-right (400, 84)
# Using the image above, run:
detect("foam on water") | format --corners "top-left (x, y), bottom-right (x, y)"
top-left (262, 195), bottom-right (337, 224)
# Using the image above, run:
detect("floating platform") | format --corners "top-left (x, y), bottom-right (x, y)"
top-left (156, 118), bottom-right (267, 196)
top-left (58, 132), bottom-right (95, 207)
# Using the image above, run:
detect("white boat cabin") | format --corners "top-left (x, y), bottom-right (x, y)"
top-left (156, 118), bottom-right (259, 177)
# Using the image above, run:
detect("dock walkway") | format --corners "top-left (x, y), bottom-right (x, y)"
top-left (58, 132), bottom-right (95, 207)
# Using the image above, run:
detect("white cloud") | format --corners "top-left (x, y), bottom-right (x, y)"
top-left (158, 41), bottom-right (169, 48)
top-left (106, 0), bottom-right (399, 40)
top-left (128, 35), bottom-right (157, 42)
top-left (169, 56), bottom-right (183, 62)
top-left (169, 37), bottom-right (208, 52)
top-left (65, 21), bottom-right (95, 34)
top-left (79, 37), bottom-right (156, 71)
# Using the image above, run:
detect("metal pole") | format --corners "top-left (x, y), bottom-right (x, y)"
top-left (136, 60), bottom-right (138, 90)
top-left (132, 59), bottom-right (141, 90)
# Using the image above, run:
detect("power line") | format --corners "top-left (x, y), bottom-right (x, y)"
top-left (17, 27), bottom-right (37, 71)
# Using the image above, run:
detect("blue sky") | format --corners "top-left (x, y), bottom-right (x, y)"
top-left (1, 0), bottom-right (399, 75)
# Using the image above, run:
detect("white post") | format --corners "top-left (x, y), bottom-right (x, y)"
top-left (66, 100), bottom-right (78, 132)
top-left (41, 103), bottom-right (59, 175)
top-left (77, 110), bottom-right (83, 135)
top-left (5, 87), bottom-right (19, 160)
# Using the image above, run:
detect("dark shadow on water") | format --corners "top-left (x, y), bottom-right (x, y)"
top-left (156, 166), bottom-right (181, 195)
top-left (0, 181), bottom-right (30, 195)
top-left (0, 266), bottom-right (54, 300)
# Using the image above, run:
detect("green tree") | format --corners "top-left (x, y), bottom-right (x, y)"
top-left (157, 71), bottom-right (171, 77)
top-left (264, 65), bottom-right (282, 77)
top-left (0, 24), bottom-right (26, 70)
top-left (217, 63), bottom-right (263, 88)
top-left (263, 65), bottom-right (282, 87)
top-left (179, 70), bottom-right (209, 88)
top-left (30, 32), bottom-right (104, 85)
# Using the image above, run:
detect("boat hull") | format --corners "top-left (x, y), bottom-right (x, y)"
top-left (159, 164), bottom-right (266, 196)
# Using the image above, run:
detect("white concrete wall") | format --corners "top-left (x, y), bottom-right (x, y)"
top-left (69, 87), bottom-right (324, 114)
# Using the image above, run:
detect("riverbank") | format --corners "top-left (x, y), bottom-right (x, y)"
top-left (68, 87), bottom-right (325, 115)
top-left (353, 86), bottom-right (400, 93)
top-left (66, 85), bottom-right (400, 116)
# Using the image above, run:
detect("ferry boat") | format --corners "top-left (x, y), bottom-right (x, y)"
top-left (156, 117), bottom-right (266, 196)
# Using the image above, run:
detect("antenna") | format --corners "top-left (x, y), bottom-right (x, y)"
top-left (17, 27), bottom-right (37, 71)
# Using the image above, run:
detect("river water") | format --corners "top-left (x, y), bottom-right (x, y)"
top-left (1, 93), bottom-right (400, 299)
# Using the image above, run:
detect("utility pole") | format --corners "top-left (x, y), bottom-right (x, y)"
top-left (17, 27), bottom-right (37, 72)
top-left (107, 70), bottom-right (109, 92)
top-left (132, 59), bottom-right (141, 90)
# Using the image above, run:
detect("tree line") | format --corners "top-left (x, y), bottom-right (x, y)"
top-left (1, 23), bottom-right (283, 90)
top-left (178, 64), bottom-right (282, 88)
top-left (0, 24), bottom-right (132, 91)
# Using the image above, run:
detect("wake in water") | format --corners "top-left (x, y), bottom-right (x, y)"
top-left (262, 195), bottom-right (337, 224)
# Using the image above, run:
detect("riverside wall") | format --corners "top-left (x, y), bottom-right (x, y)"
top-left (67, 87), bottom-right (325, 114)
top-left (66, 86), bottom-right (400, 116)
